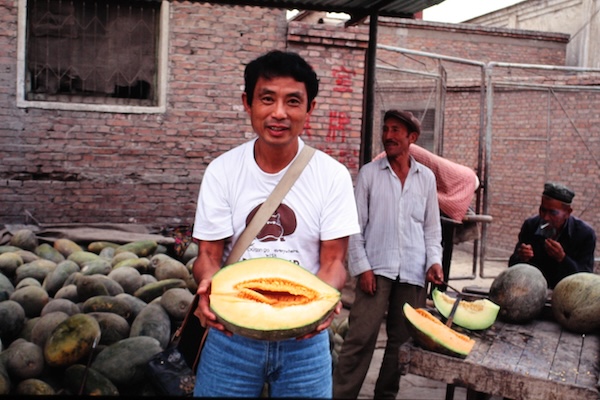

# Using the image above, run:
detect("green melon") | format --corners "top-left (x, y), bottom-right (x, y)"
top-left (35, 243), bottom-right (65, 263)
top-left (15, 378), bottom-right (56, 395)
top-left (9, 229), bottom-right (38, 251)
top-left (129, 303), bottom-right (171, 348)
top-left (432, 288), bottom-right (499, 330)
top-left (0, 300), bottom-right (26, 342)
top-left (64, 364), bottom-right (119, 396)
top-left (133, 278), bottom-right (188, 303)
top-left (114, 240), bottom-right (157, 258)
top-left (5, 340), bottom-right (45, 380)
top-left (489, 263), bottom-right (547, 324)
top-left (87, 241), bottom-right (120, 254)
top-left (91, 336), bottom-right (162, 386)
top-left (53, 239), bottom-right (83, 257)
top-left (0, 252), bottom-right (24, 277)
top-left (210, 258), bottom-right (340, 340)
top-left (44, 313), bottom-right (101, 367)
top-left (82, 295), bottom-right (132, 320)
top-left (552, 272), bottom-right (600, 333)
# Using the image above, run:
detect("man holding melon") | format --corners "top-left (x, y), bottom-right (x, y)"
top-left (508, 182), bottom-right (596, 289)
top-left (190, 50), bottom-right (360, 397)
top-left (333, 109), bottom-right (445, 399)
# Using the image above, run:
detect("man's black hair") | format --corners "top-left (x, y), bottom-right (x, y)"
top-left (244, 50), bottom-right (319, 111)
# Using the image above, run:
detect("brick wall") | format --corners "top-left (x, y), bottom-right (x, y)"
top-left (0, 1), bottom-right (369, 228)
top-left (371, 19), bottom-right (599, 260)
top-left (1, 3), bottom-right (597, 261)
top-left (0, 2), bottom-right (290, 227)
top-left (287, 23), bottom-right (368, 175)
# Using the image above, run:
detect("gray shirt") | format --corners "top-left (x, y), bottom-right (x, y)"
top-left (348, 156), bottom-right (443, 287)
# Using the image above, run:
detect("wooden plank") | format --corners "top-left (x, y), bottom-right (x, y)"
top-left (400, 342), bottom-right (599, 400)
top-left (514, 320), bottom-right (560, 379)
top-left (550, 328), bottom-right (586, 385)
top-left (399, 318), bottom-right (600, 400)
top-left (478, 321), bottom-right (529, 370)
top-left (463, 321), bottom-right (501, 365)
top-left (577, 333), bottom-right (600, 387)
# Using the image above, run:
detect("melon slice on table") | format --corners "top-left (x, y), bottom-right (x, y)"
top-left (403, 303), bottom-right (475, 358)
top-left (432, 288), bottom-right (499, 330)
top-left (210, 258), bottom-right (340, 341)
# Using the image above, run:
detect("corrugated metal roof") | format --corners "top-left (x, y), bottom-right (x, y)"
top-left (199, 0), bottom-right (445, 20)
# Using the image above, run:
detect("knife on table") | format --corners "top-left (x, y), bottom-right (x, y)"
top-left (442, 282), bottom-right (462, 327)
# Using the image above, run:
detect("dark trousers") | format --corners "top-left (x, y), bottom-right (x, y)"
top-left (332, 276), bottom-right (427, 399)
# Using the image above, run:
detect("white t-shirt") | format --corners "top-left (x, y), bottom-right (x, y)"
top-left (193, 138), bottom-right (360, 274)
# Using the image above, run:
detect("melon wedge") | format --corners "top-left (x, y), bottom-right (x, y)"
top-left (210, 258), bottom-right (340, 340)
top-left (403, 303), bottom-right (475, 358)
top-left (432, 288), bottom-right (499, 331)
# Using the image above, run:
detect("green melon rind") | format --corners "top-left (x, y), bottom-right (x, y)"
top-left (213, 302), bottom-right (338, 341)
top-left (431, 288), bottom-right (499, 330)
top-left (403, 303), bottom-right (470, 359)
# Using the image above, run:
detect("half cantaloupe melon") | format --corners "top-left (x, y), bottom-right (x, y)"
top-left (403, 303), bottom-right (475, 359)
top-left (210, 258), bottom-right (340, 341)
top-left (432, 288), bottom-right (500, 330)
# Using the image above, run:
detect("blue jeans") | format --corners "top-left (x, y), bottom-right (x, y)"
top-left (193, 328), bottom-right (332, 398)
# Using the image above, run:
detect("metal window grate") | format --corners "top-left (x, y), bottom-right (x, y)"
top-left (26, 0), bottom-right (160, 105)
top-left (406, 108), bottom-right (435, 152)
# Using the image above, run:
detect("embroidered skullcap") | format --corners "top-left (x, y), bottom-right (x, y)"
top-left (543, 182), bottom-right (575, 204)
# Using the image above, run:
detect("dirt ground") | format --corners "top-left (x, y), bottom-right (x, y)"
top-left (338, 242), bottom-right (509, 400)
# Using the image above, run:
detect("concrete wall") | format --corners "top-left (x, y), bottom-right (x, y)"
top-left (467, 0), bottom-right (600, 68)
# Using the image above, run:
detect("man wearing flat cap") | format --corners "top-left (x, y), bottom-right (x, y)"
top-left (333, 110), bottom-right (444, 399)
top-left (509, 182), bottom-right (597, 288)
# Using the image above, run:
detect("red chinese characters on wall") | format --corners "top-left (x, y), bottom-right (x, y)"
top-left (332, 66), bottom-right (355, 93)
top-left (327, 66), bottom-right (356, 143)
top-left (327, 111), bottom-right (350, 142)
top-left (302, 64), bottom-right (360, 173)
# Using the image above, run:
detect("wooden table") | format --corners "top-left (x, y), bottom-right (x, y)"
top-left (399, 317), bottom-right (600, 400)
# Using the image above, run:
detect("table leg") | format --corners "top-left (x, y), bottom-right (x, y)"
top-left (441, 219), bottom-right (456, 288)
top-left (445, 384), bottom-right (456, 400)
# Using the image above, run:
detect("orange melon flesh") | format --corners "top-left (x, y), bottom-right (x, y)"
top-left (210, 258), bottom-right (340, 340)
top-left (403, 303), bottom-right (475, 358)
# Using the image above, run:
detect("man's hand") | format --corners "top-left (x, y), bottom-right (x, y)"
top-left (517, 243), bottom-right (534, 262)
top-left (296, 300), bottom-right (342, 340)
top-left (544, 238), bottom-right (566, 262)
top-left (426, 263), bottom-right (444, 285)
top-left (358, 270), bottom-right (376, 295)
top-left (195, 279), bottom-right (232, 336)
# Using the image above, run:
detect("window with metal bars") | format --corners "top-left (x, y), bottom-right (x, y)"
top-left (407, 108), bottom-right (435, 152)
top-left (24, 0), bottom-right (161, 107)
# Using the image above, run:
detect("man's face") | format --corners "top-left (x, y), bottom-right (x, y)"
top-left (382, 117), bottom-right (417, 159)
top-left (539, 196), bottom-right (571, 231)
top-left (242, 76), bottom-right (315, 148)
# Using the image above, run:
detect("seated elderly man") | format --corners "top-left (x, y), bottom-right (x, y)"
top-left (508, 182), bottom-right (597, 289)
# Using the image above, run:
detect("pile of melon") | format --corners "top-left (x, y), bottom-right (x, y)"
top-left (0, 228), bottom-right (201, 395)
top-left (0, 228), bottom-right (344, 395)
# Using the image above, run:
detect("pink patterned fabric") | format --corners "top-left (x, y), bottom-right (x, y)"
top-left (374, 145), bottom-right (478, 222)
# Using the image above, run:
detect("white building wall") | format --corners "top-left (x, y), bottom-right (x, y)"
top-left (467, 0), bottom-right (600, 67)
